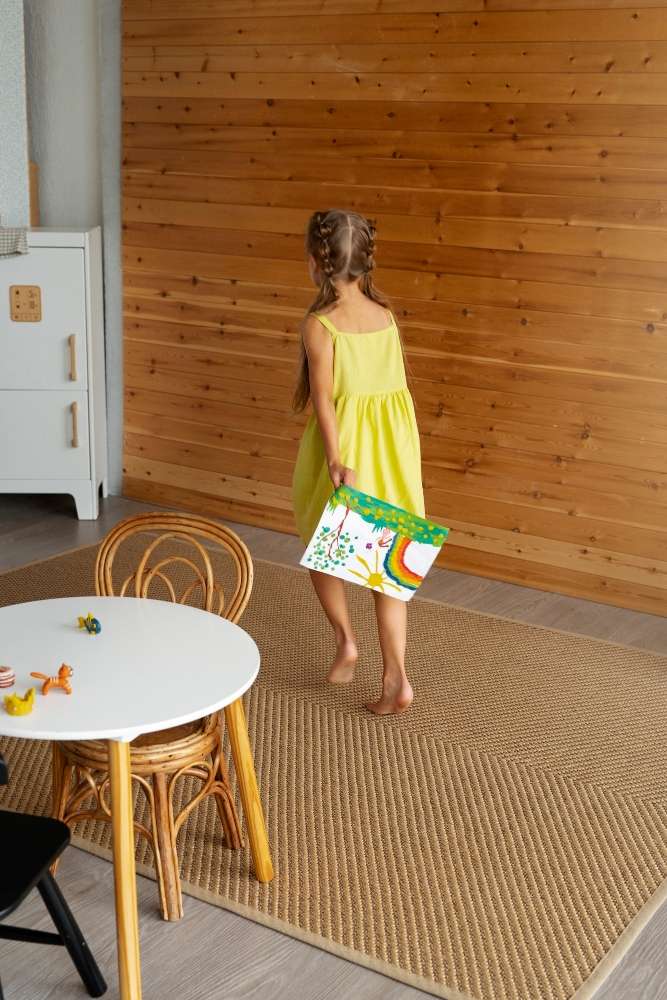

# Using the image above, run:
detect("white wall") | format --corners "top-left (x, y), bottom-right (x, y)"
top-left (0, 0), bottom-right (30, 226)
top-left (24, 0), bottom-right (102, 228)
top-left (23, 0), bottom-right (123, 494)
top-left (99, 0), bottom-right (123, 496)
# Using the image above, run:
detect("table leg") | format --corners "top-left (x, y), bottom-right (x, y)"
top-left (224, 697), bottom-right (274, 882)
top-left (108, 739), bottom-right (142, 1000)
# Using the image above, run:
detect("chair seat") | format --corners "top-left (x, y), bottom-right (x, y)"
top-left (63, 718), bottom-right (209, 758)
top-left (131, 718), bottom-right (205, 749)
top-left (0, 810), bottom-right (70, 920)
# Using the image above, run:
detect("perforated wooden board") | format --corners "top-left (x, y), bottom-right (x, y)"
top-left (9, 284), bottom-right (42, 322)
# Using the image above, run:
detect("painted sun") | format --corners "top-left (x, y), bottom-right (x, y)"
top-left (348, 550), bottom-right (401, 594)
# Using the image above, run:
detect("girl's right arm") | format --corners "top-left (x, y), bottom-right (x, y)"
top-left (302, 315), bottom-right (355, 489)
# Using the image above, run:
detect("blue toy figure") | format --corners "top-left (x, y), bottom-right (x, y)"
top-left (77, 612), bottom-right (101, 635)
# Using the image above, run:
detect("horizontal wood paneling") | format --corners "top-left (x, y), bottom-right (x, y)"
top-left (124, 69), bottom-right (667, 104)
top-left (124, 125), bottom-right (667, 176)
top-left (123, 1), bottom-right (667, 16)
top-left (122, 0), bottom-right (667, 613)
top-left (123, 10), bottom-right (667, 45)
top-left (124, 155), bottom-right (667, 205)
top-left (122, 95), bottom-right (667, 135)
top-left (123, 41), bottom-right (667, 75)
top-left (123, 189), bottom-right (667, 239)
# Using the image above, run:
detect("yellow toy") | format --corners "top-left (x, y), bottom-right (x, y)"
top-left (31, 663), bottom-right (73, 696)
top-left (4, 687), bottom-right (36, 716)
top-left (78, 612), bottom-right (101, 635)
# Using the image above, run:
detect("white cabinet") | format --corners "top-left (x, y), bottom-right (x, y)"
top-left (0, 249), bottom-right (88, 389)
top-left (0, 228), bottom-right (107, 518)
top-left (0, 392), bottom-right (90, 479)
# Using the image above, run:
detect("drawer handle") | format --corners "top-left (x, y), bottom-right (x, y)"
top-left (71, 401), bottom-right (79, 448)
top-left (68, 334), bottom-right (78, 381)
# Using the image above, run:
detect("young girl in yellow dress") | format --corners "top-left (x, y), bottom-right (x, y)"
top-left (292, 209), bottom-right (424, 715)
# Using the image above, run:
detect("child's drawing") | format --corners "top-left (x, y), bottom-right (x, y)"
top-left (301, 486), bottom-right (449, 602)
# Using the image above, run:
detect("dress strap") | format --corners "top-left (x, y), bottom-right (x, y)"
top-left (314, 313), bottom-right (338, 336)
top-left (315, 312), bottom-right (396, 334)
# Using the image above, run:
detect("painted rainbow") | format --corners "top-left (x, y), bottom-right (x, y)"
top-left (383, 535), bottom-right (423, 591)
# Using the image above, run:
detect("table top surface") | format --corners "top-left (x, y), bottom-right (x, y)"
top-left (0, 596), bottom-right (260, 742)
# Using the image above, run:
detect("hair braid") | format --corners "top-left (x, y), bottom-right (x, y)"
top-left (365, 217), bottom-right (377, 273)
top-left (315, 212), bottom-right (335, 277)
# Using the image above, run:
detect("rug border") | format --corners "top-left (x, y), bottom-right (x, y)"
top-left (571, 876), bottom-right (667, 1000)
top-left (0, 540), bottom-right (100, 576)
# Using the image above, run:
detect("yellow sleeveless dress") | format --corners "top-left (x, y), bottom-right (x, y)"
top-left (292, 311), bottom-right (425, 543)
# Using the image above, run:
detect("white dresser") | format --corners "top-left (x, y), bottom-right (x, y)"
top-left (0, 228), bottom-right (108, 519)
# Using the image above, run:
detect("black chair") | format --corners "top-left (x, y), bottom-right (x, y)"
top-left (0, 753), bottom-right (107, 998)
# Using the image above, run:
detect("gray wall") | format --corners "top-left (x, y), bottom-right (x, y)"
top-left (24, 0), bottom-right (102, 228)
top-left (0, 0), bottom-right (30, 226)
top-left (23, 0), bottom-right (123, 495)
top-left (98, 0), bottom-right (123, 498)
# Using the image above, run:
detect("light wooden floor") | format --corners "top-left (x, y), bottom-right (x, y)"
top-left (0, 493), bottom-right (665, 1000)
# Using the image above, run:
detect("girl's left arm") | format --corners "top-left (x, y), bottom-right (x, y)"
top-left (302, 315), bottom-right (355, 489)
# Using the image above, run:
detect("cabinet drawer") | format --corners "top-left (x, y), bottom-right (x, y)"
top-left (0, 248), bottom-right (88, 389)
top-left (0, 391), bottom-right (90, 479)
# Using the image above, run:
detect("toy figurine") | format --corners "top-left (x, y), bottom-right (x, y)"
top-left (30, 663), bottom-right (73, 696)
top-left (0, 666), bottom-right (16, 689)
top-left (78, 612), bottom-right (101, 635)
top-left (4, 687), bottom-right (36, 716)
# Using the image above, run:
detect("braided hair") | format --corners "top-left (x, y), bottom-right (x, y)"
top-left (313, 212), bottom-right (336, 278)
top-left (293, 210), bottom-right (397, 412)
top-left (365, 220), bottom-right (376, 271)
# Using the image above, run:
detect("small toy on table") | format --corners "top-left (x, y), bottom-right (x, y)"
top-left (78, 612), bottom-right (101, 635)
top-left (0, 666), bottom-right (16, 689)
top-left (4, 687), bottom-right (36, 715)
top-left (31, 663), bottom-right (73, 696)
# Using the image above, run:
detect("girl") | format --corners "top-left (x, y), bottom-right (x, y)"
top-left (292, 209), bottom-right (425, 716)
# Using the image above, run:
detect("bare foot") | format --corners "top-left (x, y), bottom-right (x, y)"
top-left (366, 676), bottom-right (414, 716)
top-left (328, 638), bottom-right (358, 684)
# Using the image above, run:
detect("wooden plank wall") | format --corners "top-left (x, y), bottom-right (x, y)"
top-left (122, 1), bottom-right (667, 615)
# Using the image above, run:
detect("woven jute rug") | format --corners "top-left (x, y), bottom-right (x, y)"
top-left (0, 542), bottom-right (666, 1000)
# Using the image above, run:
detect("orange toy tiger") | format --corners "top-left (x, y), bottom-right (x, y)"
top-left (31, 663), bottom-right (73, 696)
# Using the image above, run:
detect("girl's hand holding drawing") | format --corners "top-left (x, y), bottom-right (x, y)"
top-left (328, 461), bottom-right (356, 489)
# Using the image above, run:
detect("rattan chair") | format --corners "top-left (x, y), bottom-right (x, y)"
top-left (51, 512), bottom-right (254, 921)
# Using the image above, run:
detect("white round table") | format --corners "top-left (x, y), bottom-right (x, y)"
top-left (0, 596), bottom-right (273, 1000)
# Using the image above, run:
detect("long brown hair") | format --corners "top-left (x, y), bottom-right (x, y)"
top-left (293, 209), bottom-right (392, 412)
